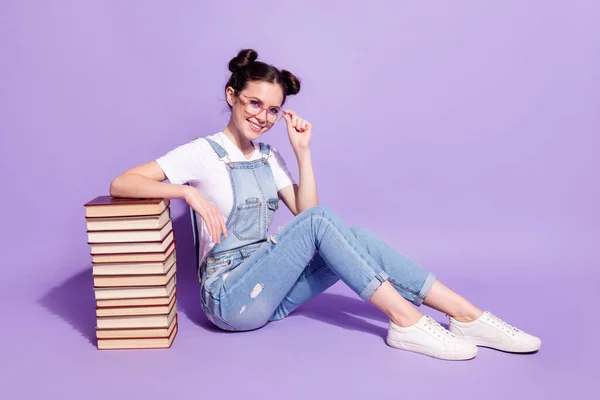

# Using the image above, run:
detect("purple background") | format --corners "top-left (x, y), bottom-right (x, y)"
top-left (1, 0), bottom-right (597, 398)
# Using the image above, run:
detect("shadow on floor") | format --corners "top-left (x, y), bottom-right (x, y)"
top-left (37, 206), bottom-right (219, 346)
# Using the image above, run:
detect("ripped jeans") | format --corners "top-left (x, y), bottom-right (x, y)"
top-left (199, 205), bottom-right (436, 331)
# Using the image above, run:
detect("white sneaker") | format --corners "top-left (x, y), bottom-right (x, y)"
top-left (448, 311), bottom-right (542, 353)
top-left (386, 315), bottom-right (478, 360)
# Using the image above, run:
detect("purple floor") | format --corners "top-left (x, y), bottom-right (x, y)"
top-left (2, 2), bottom-right (598, 397)
top-left (3, 221), bottom-right (596, 399)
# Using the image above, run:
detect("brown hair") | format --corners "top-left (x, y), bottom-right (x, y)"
top-left (225, 49), bottom-right (301, 107)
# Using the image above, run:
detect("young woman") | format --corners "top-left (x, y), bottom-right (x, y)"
top-left (109, 49), bottom-right (541, 360)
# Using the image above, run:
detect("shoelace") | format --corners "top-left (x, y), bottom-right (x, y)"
top-left (486, 312), bottom-right (520, 335)
top-left (423, 316), bottom-right (457, 342)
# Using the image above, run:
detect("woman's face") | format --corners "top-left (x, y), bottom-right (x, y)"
top-left (226, 80), bottom-right (284, 141)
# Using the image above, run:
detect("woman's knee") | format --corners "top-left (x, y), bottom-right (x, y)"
top-left (304, 204), bottom-right (336, 218)
top-left (350, 225), bottom-right (371, 240)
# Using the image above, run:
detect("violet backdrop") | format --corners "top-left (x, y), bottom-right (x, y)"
top-left (0, 1), bottom-right (597, 399)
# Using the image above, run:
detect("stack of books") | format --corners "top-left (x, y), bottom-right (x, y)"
top-left (84, 196), bottom-right (178, 350)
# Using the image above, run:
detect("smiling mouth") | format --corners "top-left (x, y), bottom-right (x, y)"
top-left (248, 120), bottom-right (264, 132)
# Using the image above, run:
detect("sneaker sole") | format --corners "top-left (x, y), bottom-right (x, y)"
top-left (463, 337), bottom-right (542, 353)
top-left (386, 336), bottom-right (478, 361)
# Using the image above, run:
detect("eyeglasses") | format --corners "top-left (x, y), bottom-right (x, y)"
top-left (235, 91), bottom-right (283, 124)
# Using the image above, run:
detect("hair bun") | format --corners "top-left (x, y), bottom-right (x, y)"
top-left (281, 69), bottom-right (301, 96)
top-left (228, 49), bottom-right (258, 73)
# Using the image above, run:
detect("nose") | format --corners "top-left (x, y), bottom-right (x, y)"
top-left (255, 108), bottom-right (267, 123)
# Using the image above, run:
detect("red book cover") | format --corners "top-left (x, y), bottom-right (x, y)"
top-left (84, 196), bottom-right (169, 207)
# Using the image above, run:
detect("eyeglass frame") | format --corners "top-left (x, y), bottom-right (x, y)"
top-left (234, 90), bottom-right (285, 124)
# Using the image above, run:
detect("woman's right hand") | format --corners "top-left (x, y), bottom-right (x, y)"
top-left (184, 186), bottom-right (228, 244)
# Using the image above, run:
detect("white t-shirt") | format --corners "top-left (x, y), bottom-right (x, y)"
top-left (156, 131), bottom-right (296, 265)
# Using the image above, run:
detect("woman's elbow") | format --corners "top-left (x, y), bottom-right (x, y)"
top-left (109, 175), bottom-right (125, 197)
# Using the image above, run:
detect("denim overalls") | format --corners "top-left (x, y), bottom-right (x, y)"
top-left (198, 138), bottom-right (280, 329)
top-left (196, 138), bottom-right (436, 332)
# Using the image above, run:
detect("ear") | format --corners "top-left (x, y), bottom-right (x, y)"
top-left (225, 87), bottom-right (237, 107)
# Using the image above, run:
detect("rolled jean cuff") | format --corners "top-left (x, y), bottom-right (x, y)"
top-left (413, 272), bottom-right (436, 306)
top-left (359, 271), bottom-right (390, 301)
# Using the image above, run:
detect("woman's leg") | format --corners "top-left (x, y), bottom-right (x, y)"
top-left (423, 280), bottom-right (483, 321)
top-left (348, 226), bottom-right (485, 323)
top-left (206, 206), bottom-right (423, 331)
top-left (202, 205), bottom-right (477, 360)
top-left (255, 215), bottom-right (538, 354)
top-left (269, 225), bottom-right (436, 321)
top-left (312, 226), bottom-right (540, 353)
top-left (334, 226), bottom-right (540, 353)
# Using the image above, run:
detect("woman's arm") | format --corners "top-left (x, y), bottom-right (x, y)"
top-left (294, 148), bottom-right (318, 212)
top-left (109, 160), bottom-right (191, 200)
top-left (278, 148), bottom-right (318, 216)
top-left (278, 111), bottom-right (318, 215)
top-left (109, 159), bottom-right (228, 243)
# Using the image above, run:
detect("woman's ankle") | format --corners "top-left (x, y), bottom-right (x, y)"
top-left (390, 308), bottom-right (423, 327)
top-left (449, 308), bottom-right (484, 323)
top-left (370, 280), bottom-right (423, 327)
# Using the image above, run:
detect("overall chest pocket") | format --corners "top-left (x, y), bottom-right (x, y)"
top-left (232, 197), bottom-right (263, 240)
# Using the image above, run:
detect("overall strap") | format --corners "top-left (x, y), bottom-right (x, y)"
top-left (205, 138), bottom-right (231, 163)
top-left (259, 142), bottom-right (271, 161)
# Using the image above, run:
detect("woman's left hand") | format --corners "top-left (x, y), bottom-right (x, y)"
top-left (282, 110), bottom-right (312, 152)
